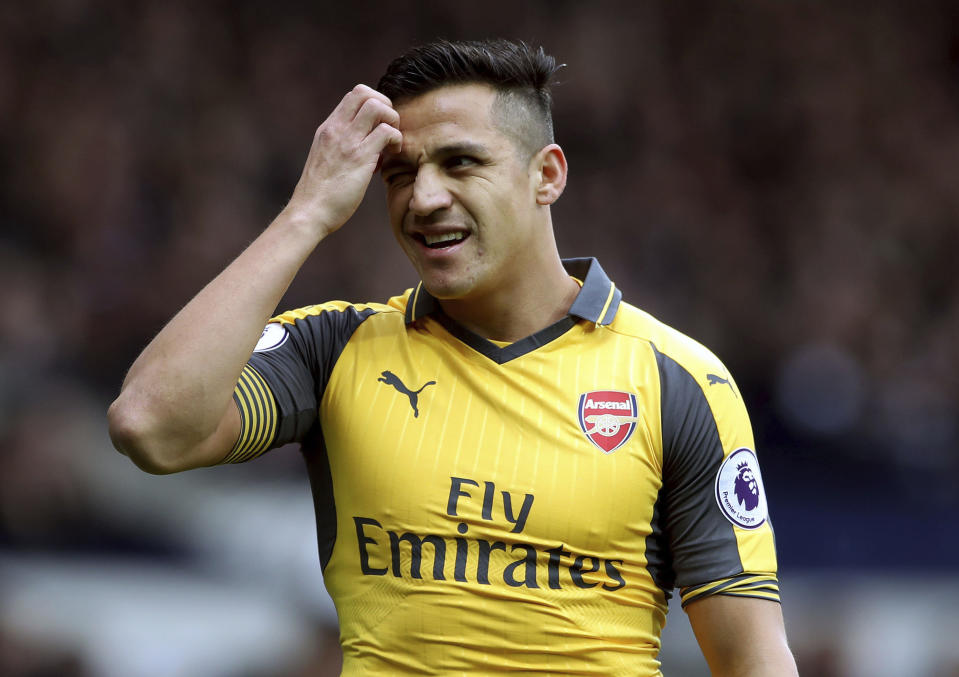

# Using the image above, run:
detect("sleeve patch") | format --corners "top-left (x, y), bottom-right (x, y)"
top-left (253, 322), bottom-right (289, 352)
top-left (223, 364), bottom-right (278, 463)
top-left (715, 447), bottom-right (768, 530)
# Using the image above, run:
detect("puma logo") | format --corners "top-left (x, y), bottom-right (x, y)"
top-left (707, 373), bottom-right (737, 397)
top-left (378, 371), bottom-right (436, 418)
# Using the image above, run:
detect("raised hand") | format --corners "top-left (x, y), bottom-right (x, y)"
top-left (284, 84), bottom-right (403, 239)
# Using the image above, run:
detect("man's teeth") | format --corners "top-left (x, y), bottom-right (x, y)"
top-left (424, 232), bottom-right (466, 246)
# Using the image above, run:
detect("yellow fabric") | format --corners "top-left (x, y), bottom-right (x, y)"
top-left (317, 292), bottom-right (773, 675)
top-left (231, 283), bottom-right (779, 675)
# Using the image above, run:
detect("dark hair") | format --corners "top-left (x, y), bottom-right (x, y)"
top-left (377, 39), bottom-right (562, 154)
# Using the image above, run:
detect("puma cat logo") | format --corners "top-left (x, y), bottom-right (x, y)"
top-left (378, 371), bottom-right (436, 418)
top-left (707, 373), bottom-right (737, 397)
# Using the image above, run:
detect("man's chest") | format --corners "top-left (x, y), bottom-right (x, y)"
top-left (318, 325), bottom-right (666, 570)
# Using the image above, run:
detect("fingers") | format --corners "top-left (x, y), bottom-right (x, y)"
top-left (285, 85), bottom-right (404, 233)
top-left (353, 95), bottom-right (400, 137)
top-left (333, 84), bottom-right (394, 125)
top-left (323, 84), bottom-right (401, 154)
top-left (365, 121), bottom-right (403, 160)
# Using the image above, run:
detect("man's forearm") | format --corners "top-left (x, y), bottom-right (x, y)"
top-left (108, 84), bottom-right (403, 474)
top-left (710, 651), bottom-right (799, 677)
top-left (687, 596), bottom-right (798, 677)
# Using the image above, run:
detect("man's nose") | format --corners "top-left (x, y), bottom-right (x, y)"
top-left (408, 167), bottom-right (452, 216)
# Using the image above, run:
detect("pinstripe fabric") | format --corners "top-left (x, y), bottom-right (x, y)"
top-left (224, 258), bottom-right (780, 675)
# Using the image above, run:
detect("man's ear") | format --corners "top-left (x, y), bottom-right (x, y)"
top-left (533, 144), bottom-right (567, 206)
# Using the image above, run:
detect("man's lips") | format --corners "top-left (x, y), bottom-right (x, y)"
top-left (408, 228), bottom-right (470, 250)
top-left (409, 230), bottom-right (470, 257)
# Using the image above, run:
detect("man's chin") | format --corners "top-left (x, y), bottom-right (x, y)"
top-left (421, 278), bottom-right (472, 301)
top-left (408, 258), bottom-right (461, 292)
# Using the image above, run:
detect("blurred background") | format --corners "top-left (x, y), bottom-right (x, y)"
top-left (1, 0), bottom-right (957, 675)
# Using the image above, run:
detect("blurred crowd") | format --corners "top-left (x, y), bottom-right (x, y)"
top-left (1, 1), bottom-right (957, 675)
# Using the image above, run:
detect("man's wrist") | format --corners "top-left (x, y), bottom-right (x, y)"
top-left (273, 205), bottom-right (339, 245)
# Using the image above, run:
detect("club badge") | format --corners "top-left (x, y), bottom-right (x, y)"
top-left (578, 390), bottom-right (639, 454)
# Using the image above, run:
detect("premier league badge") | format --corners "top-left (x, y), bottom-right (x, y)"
top-left (578, 390), bottom-right (639, 454)
top-left (253, 322), bottom-right (289, 353)
top-left (715, 448), bottom-right (768, 529)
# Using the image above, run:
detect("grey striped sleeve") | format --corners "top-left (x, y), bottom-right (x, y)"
top-left (245, 305), bottom-right (379, 450)
top-left (646, 344), bottom-right (745, 589)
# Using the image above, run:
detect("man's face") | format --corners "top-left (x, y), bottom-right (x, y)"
top-left (381, 84), bottom-right (542, 302)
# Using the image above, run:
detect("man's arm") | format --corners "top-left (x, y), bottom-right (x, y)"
top-left (108, 84), bottom-right (402, 474)
top-left (686, 595), bottom-right (799, 677)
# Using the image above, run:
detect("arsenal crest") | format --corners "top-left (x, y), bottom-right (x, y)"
top-left (578, 390), bottom-right (639, 453)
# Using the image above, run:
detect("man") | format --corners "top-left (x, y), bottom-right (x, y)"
top-left (109, 39), bottom-right (798, 675)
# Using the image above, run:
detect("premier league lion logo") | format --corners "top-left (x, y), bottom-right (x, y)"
top-left (715, 448), bottom-right (768, 529)
top-left (733, 461), bottom-right (760, 511)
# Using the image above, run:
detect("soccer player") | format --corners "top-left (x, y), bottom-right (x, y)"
top-left (108, 39), bottom-right (798, 675)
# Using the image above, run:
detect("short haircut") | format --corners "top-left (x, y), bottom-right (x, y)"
top-left (377, 39), bottom-right (562, 158)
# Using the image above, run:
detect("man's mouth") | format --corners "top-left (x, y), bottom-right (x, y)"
top-left (417, 232), bottom-right (468, 249)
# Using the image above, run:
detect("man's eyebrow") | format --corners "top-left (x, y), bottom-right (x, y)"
top-left (380, 155), bottom-right (412, 174)
top-left (381, 142), bottom-right (491, 174)
top-left (432, 142), bottom-right (490, 160)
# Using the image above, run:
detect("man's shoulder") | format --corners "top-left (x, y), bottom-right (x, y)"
top-left (608, 300), bottom-right (728, 376)
top-left (270, 289), bottom-right (414, 325)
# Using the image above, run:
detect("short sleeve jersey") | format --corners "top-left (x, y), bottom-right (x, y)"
top-left (229, 258), bottom-right (779, 676)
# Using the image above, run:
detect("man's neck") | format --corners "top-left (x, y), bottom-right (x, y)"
top-left (438, 258), bottom-right (581, 343)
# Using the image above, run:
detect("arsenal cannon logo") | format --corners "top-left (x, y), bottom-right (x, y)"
top-left (577, 390), bottom-right (639, 454)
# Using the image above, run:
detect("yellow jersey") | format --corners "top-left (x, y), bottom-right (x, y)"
top-left (228, 258), bottom-right (779, 675)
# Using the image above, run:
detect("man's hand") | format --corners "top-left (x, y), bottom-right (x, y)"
top-left (283, 84), bottom-right (403, 238)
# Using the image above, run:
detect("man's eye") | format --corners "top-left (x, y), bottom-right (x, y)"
top-left (384, 171), bottom-right (413, 186)
top-left (447, 156), bottom-right (477, 169)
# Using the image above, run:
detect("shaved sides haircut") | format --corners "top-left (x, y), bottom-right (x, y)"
top-left (377, 39), bottom-right (562, 158)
